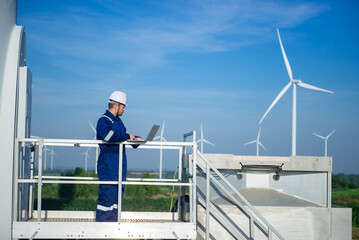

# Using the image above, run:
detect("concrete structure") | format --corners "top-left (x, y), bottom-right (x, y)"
top-left (195, 154), bottom-right (352, 239)
top-left (0, 0), bottom-right (32, 239)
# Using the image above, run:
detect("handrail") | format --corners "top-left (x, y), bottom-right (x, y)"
top-left (15, 137), bottom-right (197, 224)
top-left (197, 197), bottom-right (246, 240)
top-left (197, 151), bottom-right (285, 240)
top-left (32, 175), bottom-right (180, 182)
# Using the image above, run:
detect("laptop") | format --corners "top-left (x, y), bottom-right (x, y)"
top-left (127, 125), bottom-right (160, 143)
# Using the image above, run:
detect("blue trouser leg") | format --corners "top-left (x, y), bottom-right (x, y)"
top-left (96, 157), bottom-right (127, 222)
top-left (96, 185), bottom-right (118, 222)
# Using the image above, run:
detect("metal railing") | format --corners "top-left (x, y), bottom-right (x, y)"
top-left (14, 135), bottom-right (198, 223)
top-left (14, 133), bottom-right (284, 239)
top-left (196, 151), bottom-right (285, 240)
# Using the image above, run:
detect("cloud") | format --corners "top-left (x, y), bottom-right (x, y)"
top-left (21, 0), bottom-right (327, 74)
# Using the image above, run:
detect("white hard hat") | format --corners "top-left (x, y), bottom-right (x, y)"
top-left (109, 91), bottom-right (127, 105)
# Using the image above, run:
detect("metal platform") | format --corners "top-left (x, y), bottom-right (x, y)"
top-left (13, 211), bottom-right (196, 239)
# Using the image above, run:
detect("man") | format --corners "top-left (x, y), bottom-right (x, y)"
top-left (95, 91), bottom-right (141, 222)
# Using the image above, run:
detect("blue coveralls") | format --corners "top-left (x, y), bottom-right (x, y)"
top-left (95, 110), bottom-right (130, 222)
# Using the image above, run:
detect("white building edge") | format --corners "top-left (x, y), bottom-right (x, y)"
top-left (0, 1), bottom-right (352, 239)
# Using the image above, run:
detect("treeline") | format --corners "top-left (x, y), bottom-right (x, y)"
top-left (36, 168), bottom-right (175, 212)
top-left (59, 168), bottom-right (99, 199)
top-left (332, 173), bottom-right (359, 228)
top-left (332, 173), bottom-right (359, 189)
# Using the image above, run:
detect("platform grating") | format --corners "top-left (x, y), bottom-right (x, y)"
top-left (28, 218), bottom-right (179, 222)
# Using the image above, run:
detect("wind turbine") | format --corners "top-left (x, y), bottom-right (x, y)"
top-left (244, 127), bottom-right (267, 156)
top-left (259, 29), bottom-right (333, 156)
top-left (49, 147), bottom-right (57, 171)
top-left (43, 146), bottom-right (51, 171)
top-left (196, 124), bottom-right (215, 153)
top-left (81, 148), bottom-right (90, 172)
top-left (89, 121), bottom-right (99, 174)
top-left (153, 121), bottom-right (167, 179)
top-left (312, 129), bottom-right (336, 157)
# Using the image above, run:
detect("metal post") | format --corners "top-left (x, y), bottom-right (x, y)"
top-left (117, 143), bottom-right (123, 222)
top-left (250, 217), bottom-right (254, 240)
top-left (192, 131), bottom-right (197, 223)
top-left (19, 141), bottom-right (24, 220)
top-left (28, 142), bottom-right (35, 219)
top-left (327, 171), bottom-right (332, 209)
top-left (188, 144), bottom-right (193, 222)
top-left (95, 146), bottom-right (99, 174)
top-left (37, 140), bottom-right (43, 221)
top-left (268, 228), bottom-right (273, 240)
top-left (177, 147), bottom-right (182, 220)
top-left (182, 134), bottom-right (187, 200)
top-left (205, 163), bottom-right (210, 240)
top-left (13, 139), bottom-right (20, 222)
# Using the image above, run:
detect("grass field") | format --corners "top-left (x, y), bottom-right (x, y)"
top-left (332, 188), bottom-right (359, 228)
top-left (333, 188), bottom-right (359, 198)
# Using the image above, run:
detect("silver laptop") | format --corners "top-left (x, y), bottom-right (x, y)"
top-left (127, 125), bottom-right (160, 143)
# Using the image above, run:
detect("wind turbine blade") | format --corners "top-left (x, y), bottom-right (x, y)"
top-left (203, 139), bottom-right (215, 147)
top-left (196, 139), bottom-right (201, 143)
top-left (258, 141), bottom-right (267, 151)
top-left (244, 140), bottom-right (256, 145)
top-left (327, 129), bottom-right (336, 139)
top-left (162, 137), bottom-right (167, 142)
top-left (277, 28), bottom-right (293, 81)
top-left (259, 82), bottom-right (291, 124)
top-left (153, 136), bottom-right (161, 140)
top-left (297, 82), bottom-right (333, 94)
top-left (89, 121), bottom-right (97, 134)
top-left (312, 132), bottom-right (325, 140)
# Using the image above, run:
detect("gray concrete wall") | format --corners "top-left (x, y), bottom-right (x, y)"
top-left (331, 207), bottom-right (352, 240)
top-left (269, 171), bottom-right (327, 206)
top-left (198, 205), bottom-right (351, 240)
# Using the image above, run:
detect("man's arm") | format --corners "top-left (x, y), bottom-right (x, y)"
top-left (97, 118), bottom-right (132, 142)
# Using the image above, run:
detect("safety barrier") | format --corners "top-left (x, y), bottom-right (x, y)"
top-left (13, 135), bottom-right (198, 239)
top-left (14, 131), bottom-right (284, 239)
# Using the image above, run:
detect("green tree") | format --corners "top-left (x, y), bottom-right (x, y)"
top-left (142, 173), bottom-right (160, 197)
top-left (341, 178), bottom-right (349, 188)
top-left (58, 171), bottom-right (75, 199)
top-left (332, 175), bottom-right (341, 189)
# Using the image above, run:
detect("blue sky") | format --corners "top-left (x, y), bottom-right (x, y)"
top-left (18, 0), bottom-right (359, 173)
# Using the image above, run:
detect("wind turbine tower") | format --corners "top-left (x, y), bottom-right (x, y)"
top-left (197, 124), bottom-right (215, 153)
top-left (244, 127), bottom-right (267, 156)
top-left (43, 146), bottom-right (50, 171)
top-left (153, 121), bottom-right (167, 178)
top-left (313, 129), bottom-right (336, 157)
top-left (49, 147), bottom-right (57, 171)
top-left (259, 29), bottom-right (333, 156)
top-left (81, 148), bottom-right (90, 172)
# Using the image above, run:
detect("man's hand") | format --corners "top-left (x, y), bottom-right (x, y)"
top-left (134, 137), bottom-right (143, 140)
top-left (129, 133), bottom-right (135, 140)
